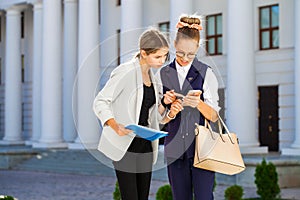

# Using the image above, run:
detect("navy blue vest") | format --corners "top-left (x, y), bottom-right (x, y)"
top-left (160, 58), bottom-right (208, 160)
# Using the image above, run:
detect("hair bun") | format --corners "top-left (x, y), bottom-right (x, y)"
top-left (176, 14), bottom-right (203, 31)
top-left (175, 14), bottom-right (202, 44)
top-left (180, 14), bottom-right (201, 25)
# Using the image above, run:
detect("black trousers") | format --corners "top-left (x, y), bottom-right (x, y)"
top-left (113, 137), bottom-right (153, 200)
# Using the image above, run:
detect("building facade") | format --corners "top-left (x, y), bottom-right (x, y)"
top-left (0, 0), bottom-right (299, 155)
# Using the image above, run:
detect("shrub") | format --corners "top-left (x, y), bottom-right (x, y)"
top-left (0, 196), bottom-right (15, 200)
top-left (113, 181), bottom-right (121, 200)
top-left (156, 184), bottom-right (173, 200)
top-left (224, 185), bottom-right (244, 200)
top-left (254, 158), bottom-right (280, 200)
top-left (213, 176), bottom-right (217, 191)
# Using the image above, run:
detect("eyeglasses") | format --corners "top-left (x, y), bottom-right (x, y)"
top-left (176, 51), bottom-right (197, 59)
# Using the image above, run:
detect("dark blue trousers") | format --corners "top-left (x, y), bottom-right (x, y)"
top-left (167, 154), bottom-right (215, 200)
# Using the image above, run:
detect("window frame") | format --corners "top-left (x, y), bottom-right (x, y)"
top-left (158, 21), bottom-right (170, 41)
top-left (0, 17), bottom-right (2, 42)
top-left (98, 0), bottom-right (101, 25)
top-left (259, 4), bottom-right (279, 50)
top-left (205, 13), bottom-right (223, 56)
top-left (0, 58), bottom-right (2, 84)
top-left (117, 0), bottom-right (121, 6)
top-left (21, 12), bottom-right (24, 39)
top-left (117, 29), bottom-right (121, 65)
top-left (21, 55), bottom-right (25, 83)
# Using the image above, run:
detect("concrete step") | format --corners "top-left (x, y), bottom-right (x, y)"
top-left (5, 146), bottom-right (300, 188)
top-left (13, 149), bottom-right (115, 176)
top-left (216, 154), bottom-right (300, 188)
top-left (0, 145), bottom-right (37, 169)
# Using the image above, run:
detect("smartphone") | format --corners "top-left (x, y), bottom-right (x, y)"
top-left (174, 92), bottom-right (185, 100)
top-left (188, 90), bottom-right (202, 96)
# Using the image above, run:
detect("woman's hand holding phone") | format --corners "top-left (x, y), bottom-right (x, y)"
top-left (183, 90), bottom-right (202, 108)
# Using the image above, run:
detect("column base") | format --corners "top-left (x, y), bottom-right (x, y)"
top-left (32, 142), bottom-right (68, 149)
top-left (240, 146), bottom-right (268, 154)
top-left (0, 140), bottom-right (25, 145)
top-left (68, 142), bottom-right (98, 150)
top-left (25, 139), bottom-right (38, 146)
top-left (281, 148), bottom-right (300, 156)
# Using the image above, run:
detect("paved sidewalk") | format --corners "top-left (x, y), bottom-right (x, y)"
top-left (1, 147), bottom-right (300, 199)
top-left (1, 170), bottom-right (300, 200)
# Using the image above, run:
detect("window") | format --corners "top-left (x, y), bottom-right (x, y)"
top-left (0, 17), bottom-right (2, 42)
top-left (98, 0), bottom-right (101, 25)
top-left (158, 22), bottom-right (170, 41)
top-left (117, 29), bottom-right (120, 65)
top-left (117, 0), bottom-right (121, 6)
top-left (0, 58), bottom-right (2, 84)
top-left (159, 22), bottom-right (169, 33)
top-left (206, 14), bottom-right (222, 55)
top-left (21, 55), bottom-right (25, 82)
top-left (259, 4), bottom-right (279, 50)
top-left (21, 12), bottom-right (24, 38)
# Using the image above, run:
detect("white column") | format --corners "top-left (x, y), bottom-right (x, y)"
top-left (170, 0), bottom-right (193, 35)
top-left (0, 8), bottom-right (24, 145)
top-left (69, 0), bottom-right (100, 149)
top-left (99, 0), bottom-right (117, 88)
top-left (26, 2), bottom-right (43, 145)
top-left (33, 0), bottom-right (67, 148)
top-left (227, 0), bottom-right (267, 154)
top-left (63, 0), bottom-right (78, 142)
top-left (120, 0), bottom-right (142, 62)
top-left (169, 0), bottom-right (193, 56)
top-left (282, 0), bottom-right (300, 155)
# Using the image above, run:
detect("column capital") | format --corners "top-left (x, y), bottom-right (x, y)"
top-left (27, 0), bottom-right (42, 5)
top-left (32, 1), bottom-right (43, 10)
top-left (5, 7), bottom-right (22, 15)
top-left (5, 4), bottom-right (28, 13)
top-left (64, 0), bottom-right (78, 4)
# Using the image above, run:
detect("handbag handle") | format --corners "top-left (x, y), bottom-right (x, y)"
top-left (217, 113), bottom-right (230, 134)
top-left (195, 121), bottom-right (218, 140)
top-left (217, 113), bottom-right (236, 144)
top-left (205, 119), bottom-right (226, 142)
top-left (195, 119), bottom-right (224, 141)
top-left (195, 114), bottom-right (236, 144)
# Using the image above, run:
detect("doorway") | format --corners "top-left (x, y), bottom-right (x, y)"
top-left (258, 86), bottom-right (279, 152)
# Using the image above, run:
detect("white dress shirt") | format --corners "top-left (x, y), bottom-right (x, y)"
top-left (175, 60), bottom-right (220, 112)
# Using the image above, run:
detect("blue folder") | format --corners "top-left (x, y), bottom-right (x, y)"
top-left (125, 124), bottom-right (168, 141)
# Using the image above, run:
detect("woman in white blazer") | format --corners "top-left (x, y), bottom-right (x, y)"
top-left (93, 28), bottom-right (169, 200)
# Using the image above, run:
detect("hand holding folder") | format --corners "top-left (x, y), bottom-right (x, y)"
top-left (125, 124), bottom-right (168, 141)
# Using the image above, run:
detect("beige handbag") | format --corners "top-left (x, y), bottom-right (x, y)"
top-left (194, 115), bottom-right (246, 175)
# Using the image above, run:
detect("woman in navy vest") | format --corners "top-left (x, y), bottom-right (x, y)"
top-left (158, 14), bottom-right (220, 200)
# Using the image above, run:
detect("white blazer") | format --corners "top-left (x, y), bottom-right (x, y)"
top-left (93, 58), bottom-right (162, 163)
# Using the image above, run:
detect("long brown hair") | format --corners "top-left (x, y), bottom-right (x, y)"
top-left (137, 28), bottom-right (169, 57)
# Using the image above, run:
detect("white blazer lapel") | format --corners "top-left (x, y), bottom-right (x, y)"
top-left (134, 60), bottom-right (143, 124)
top-left (150, 69), bottom-right (159, 107)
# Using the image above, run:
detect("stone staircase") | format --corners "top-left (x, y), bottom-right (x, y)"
top-left (0, 145), bottom-right (36, 170)
top-left (216, 154), bottom-right (300, 188)
top-left (2, 146), bottom-right (300, 188)
top-left (12, 149), bottom-right (116, 177)
top-left (1, 146), bottom-right (168, 182)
